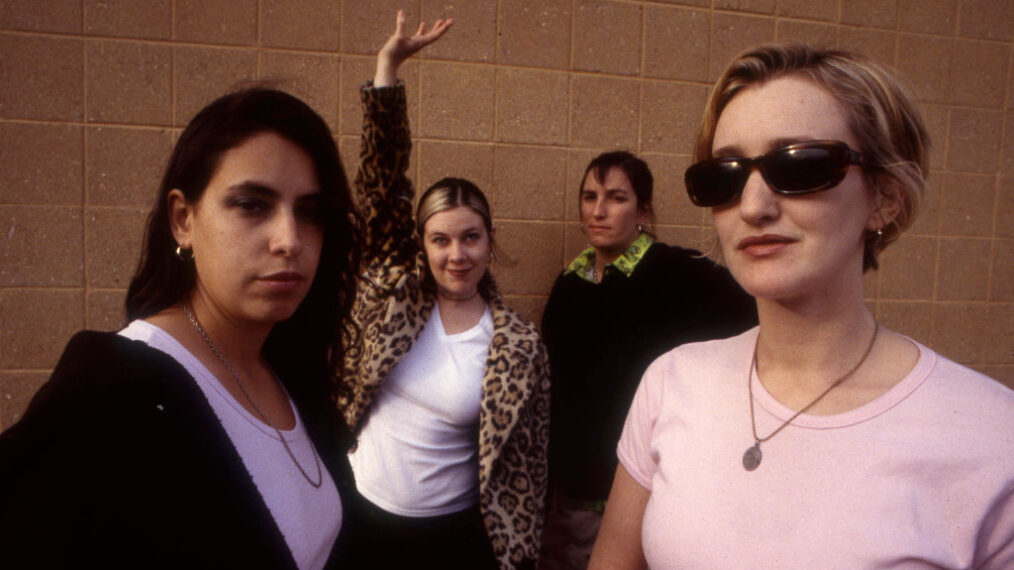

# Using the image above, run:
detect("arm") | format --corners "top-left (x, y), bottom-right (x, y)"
top-left (588, 464), bottom-right (650, 570)
top-left (374, 10), bottom-right (453, 87)
top-left (355, 11), bottom-right (453, 266)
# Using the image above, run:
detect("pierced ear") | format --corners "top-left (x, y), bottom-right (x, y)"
top-left (167, 189), bottom-right (194, 248)
top-left (867, 183), bottom-right (903, 232)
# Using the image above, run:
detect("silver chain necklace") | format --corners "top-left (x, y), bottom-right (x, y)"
top-left (183, 303), bottom-right (323, 488)
top-left (743, 323), bottom-right (879, 471)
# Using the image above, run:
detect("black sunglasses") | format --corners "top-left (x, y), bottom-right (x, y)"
top-left (684, 141), bottom-right (865, 207)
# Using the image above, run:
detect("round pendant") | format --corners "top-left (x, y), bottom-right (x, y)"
top-left (742, 443), bottom-right (762, 471)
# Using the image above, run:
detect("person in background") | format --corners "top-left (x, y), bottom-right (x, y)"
top-left (335, 11), bottom-right (550, 569)
top-left (0, 87), bottom-right (360, 569)
top-left (539, 150), bottom-right (756, 569)
top-left (589, 43), bottom-right (1014, 569)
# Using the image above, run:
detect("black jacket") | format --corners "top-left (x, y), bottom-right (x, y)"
top-left (0, 331), bottom-right (354, 569)
top-left (542, 243), bottom-right (757, 500)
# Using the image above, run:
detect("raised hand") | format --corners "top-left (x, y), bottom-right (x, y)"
top-left (375, 10), bottom-right (454, 87)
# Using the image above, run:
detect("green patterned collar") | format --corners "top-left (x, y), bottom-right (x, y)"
top-left (566, 233), bottom-right (654, 283)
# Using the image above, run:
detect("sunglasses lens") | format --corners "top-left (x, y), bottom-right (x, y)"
top-left (763, 145), bottom-right (848, 193)
top-left (685, 159), bottom-right (750, 207)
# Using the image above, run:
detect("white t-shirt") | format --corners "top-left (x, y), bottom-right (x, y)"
top-left (119, 320), bottom-right (341, 570)
top-left (618, 327), bottom-right (1014, 569)
top-left (350, 306), bottom-right (492, 517)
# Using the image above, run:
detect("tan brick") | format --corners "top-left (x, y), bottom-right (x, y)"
top-left (259, 51), bottom-right (341, 132)
top-left (569, 75), bottom-right (640, 149)
top-left (84, 0), bottom-right (171, 39)
top-left (491, 145), bottom-right (567, 220)
top-left (0, 0), bottom-right (81, 33)
top-left (938, 173), bottom-right (996, 237)
top-left (947, 108), bottom-right (1003, 173)
top-left (495, 68), bottom-right (569, 145)
top-left (949, 40), bottom-right (1009, 108)
top-left (85, 207), bottom-right (149, 289)
top-left (86, 40), bottom-right (171, 125)
top-left (710, 13), bottom-right (775, 81)
top-left (261, 0), bottom-right (341, 51)
top-left (936, 237), bottom-right (991, 301)
top-left (643, 6), bottom-right (709, 82)
top-left (173, 46), bottom-right (259, 127)
top-left (416, 141), bottom-right (494, 198)
top-left (573, 0), bottom-right (641, 76)
top-left (0, 123), bottom-right (82, 205)
top-left (896, 34), bottom-right (952, 105)
top-left (879, 234), bottom-right (937, 300)
top-left (420, 0), bottom-right (497, 63)
top-left (497, 0), bottom-right (571, 69)
top-left (0, 35), bottom-right (83, 121)
top-left (418, 63), bottom-right (495, 141)
top-left (87, 127), bottom-right (171, 207)
top-left (899, 0), bottom-right (957, 35)
top-left (841, 0), bottom-right (898, 28)
top-left (0, 206), bottom-right (83, 287)
top-left (958, 0), bottom-right (1014, 41)
top-left (0, 289), bottom-right (84, 369)
top-left (174, 0), bottom-right (258, 45)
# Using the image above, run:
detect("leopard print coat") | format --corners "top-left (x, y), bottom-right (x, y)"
top-left (337, 84), bottom-right (550, 570)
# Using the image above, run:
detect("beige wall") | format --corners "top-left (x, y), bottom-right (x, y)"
top-left (1, 0), bottom-right (1013, 429)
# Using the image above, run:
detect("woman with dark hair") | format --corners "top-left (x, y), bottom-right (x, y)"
top-left (590, 43), bottom-right (1014, 569)
top-left (335, 12), bottom-right (549, 570)
top-left (0, 87), bottom-right (359, 569)
top-left (539, 150), bottom-right (756, 569)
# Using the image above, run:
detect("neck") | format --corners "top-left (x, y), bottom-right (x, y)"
top-left (437, 288), bottom-right (483, 308)
top-left (185, 293), bottom-right (271, 366)
top-left (754, 287), bottom-right (876, 387)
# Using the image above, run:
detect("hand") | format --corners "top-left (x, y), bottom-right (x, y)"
top-left (375, 10), bottom-right (453, 87)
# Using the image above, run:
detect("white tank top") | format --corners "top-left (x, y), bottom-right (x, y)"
top-left (349, 306), bottom-right (492, 517)
top-left (118, 320), bottom-right (341, 570)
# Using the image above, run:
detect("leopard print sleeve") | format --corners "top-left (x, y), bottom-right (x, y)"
top-left (355, 83), bottom-right (419, 271)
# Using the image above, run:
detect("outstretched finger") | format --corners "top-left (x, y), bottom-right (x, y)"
top-left (393, 9), bottom-right (407, 37)
top-left (419, 18), bottom-right (453, 43)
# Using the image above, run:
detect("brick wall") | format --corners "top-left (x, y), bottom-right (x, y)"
top-left (2, 0), bottom-right (1013, 429)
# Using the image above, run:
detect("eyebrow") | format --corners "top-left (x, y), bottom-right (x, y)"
top-left (227, 181), bottom-right (321, 201)
top-left (712, 136), bottom-right (821, 158)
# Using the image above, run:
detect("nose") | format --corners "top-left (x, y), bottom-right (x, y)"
top-left (736, 169), bottom-right (779, 226)
top-left (270, 210), bottom-right (303, 257)
top-left (448, 240), bottom-right (466, 262)
top-left (592, 196), bottom-right (607, 219)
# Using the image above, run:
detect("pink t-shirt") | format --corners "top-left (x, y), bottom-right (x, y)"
top-left (618, 328), bottom-right (1014, 569)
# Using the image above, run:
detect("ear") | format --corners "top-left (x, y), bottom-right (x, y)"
top-left (637, 203), bottom-right (652, 225)
top-left (167, 189), bottom-right (194, 248)
top-left (866, 183), bottom-right (903, 231)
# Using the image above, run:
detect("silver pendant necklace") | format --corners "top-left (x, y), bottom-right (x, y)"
top-left (183, 303), bottom-right (323, 488)
top-left (743, 323), bottom-right (879, 472)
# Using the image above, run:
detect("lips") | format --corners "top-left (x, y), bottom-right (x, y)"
top-left (447, 268), bottom-right (473, 278)
top-left (258, 271), bottom-right (305, 293)
top-left (737, 234), bottom-right (796, 256)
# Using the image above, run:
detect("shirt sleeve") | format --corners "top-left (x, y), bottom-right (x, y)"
top-left (616, 356), bottom-right (667, 491)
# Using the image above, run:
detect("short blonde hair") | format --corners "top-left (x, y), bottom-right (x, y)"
top-left (695, 43), bottom-right (930, 271)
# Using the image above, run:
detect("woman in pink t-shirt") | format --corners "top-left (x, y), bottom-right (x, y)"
top-left (589, 44), bottom-right (1014, 569)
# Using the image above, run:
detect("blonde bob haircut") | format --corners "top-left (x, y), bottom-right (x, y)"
top-left (694, 43), bottom-right (930, 271)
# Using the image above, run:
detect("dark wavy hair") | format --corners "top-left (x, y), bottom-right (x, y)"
top-left (580, 151), bottom-right (656, 236)
top-left (125, 87), bottom-right (360, 401)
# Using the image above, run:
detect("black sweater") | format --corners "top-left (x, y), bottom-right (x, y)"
top-left (542, 242), bottom-right (757, 500)
top-left (0, 331), bottom-right (354, 569)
